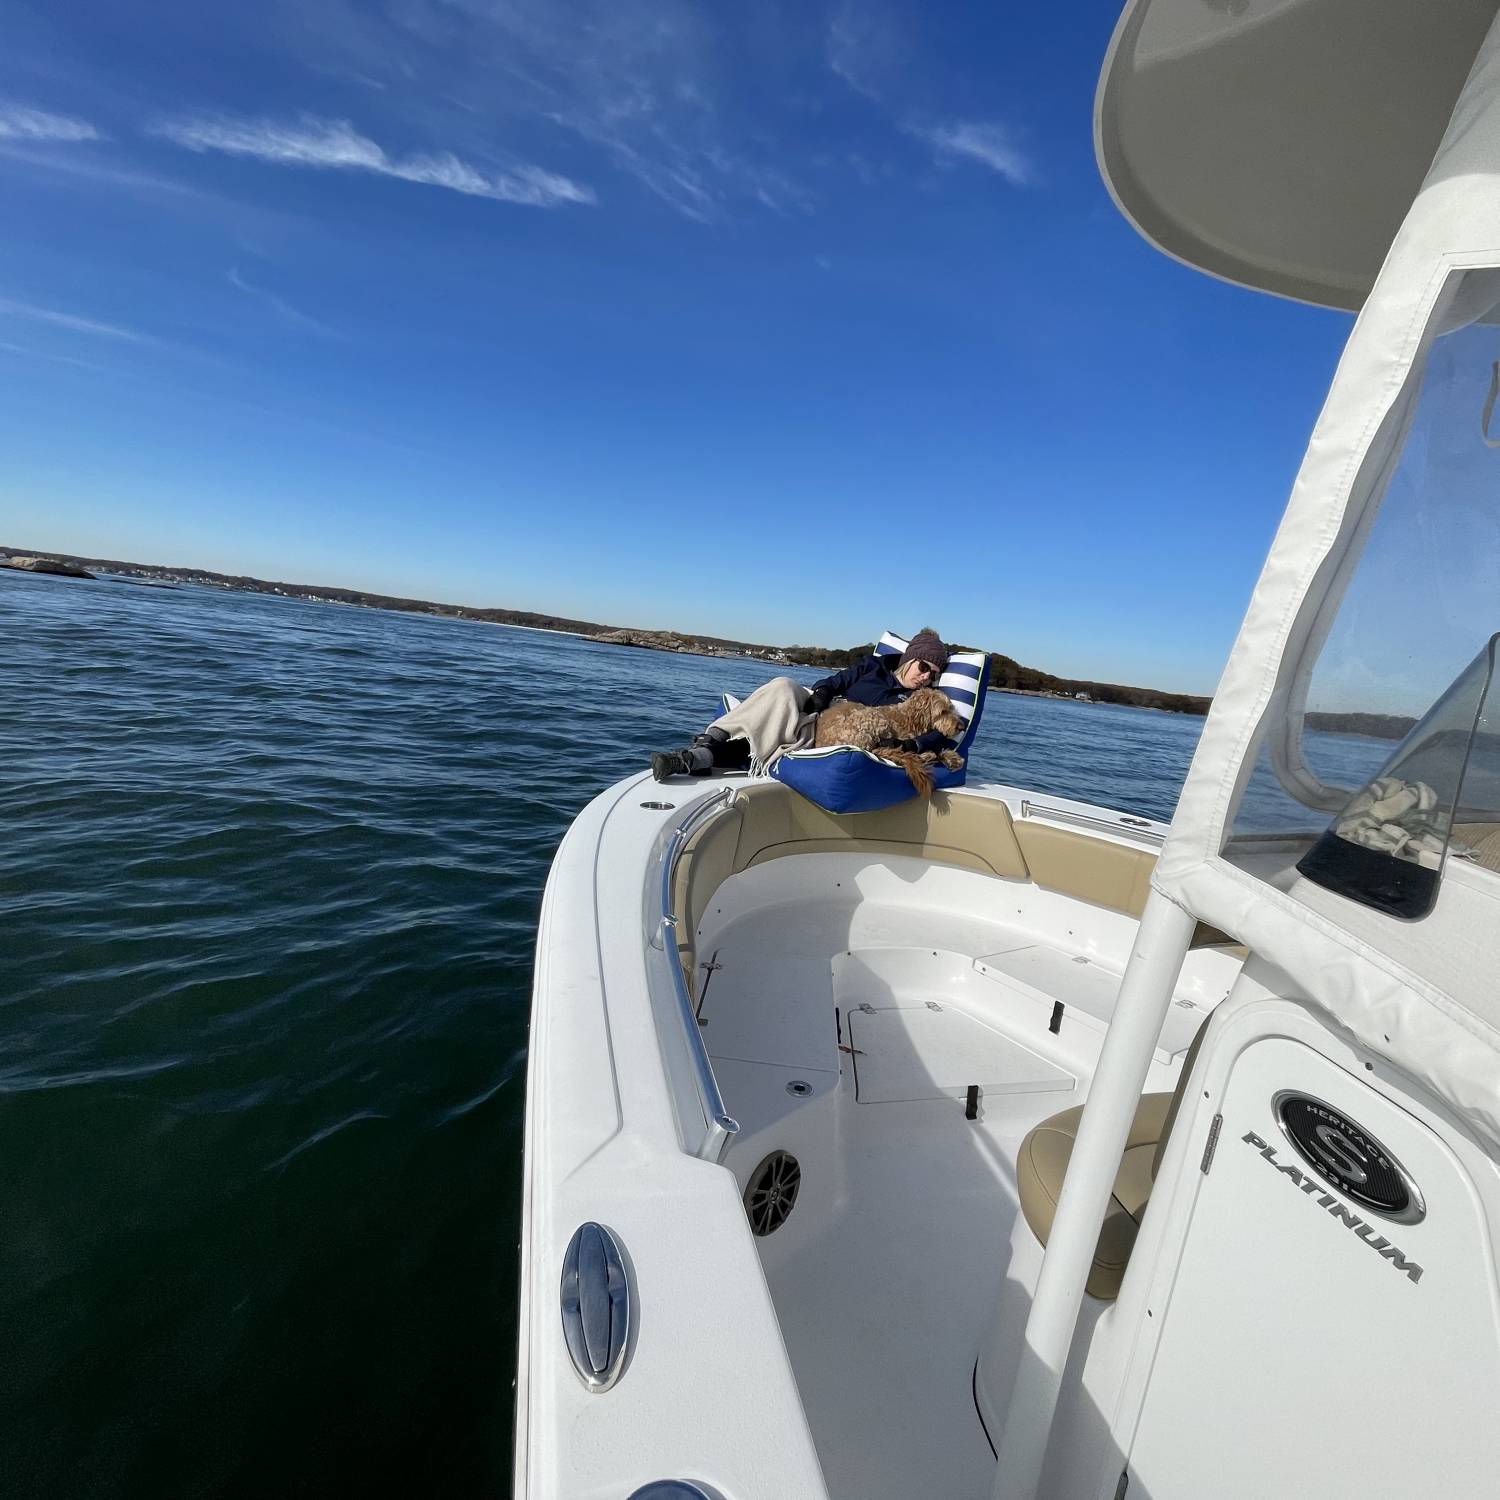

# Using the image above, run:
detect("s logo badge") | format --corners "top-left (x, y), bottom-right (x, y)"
top-left (1309, 1122), bottom-right (1371, 1184)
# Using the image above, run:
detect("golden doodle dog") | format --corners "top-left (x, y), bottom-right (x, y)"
top-left (812, 687), bottom-right (966, 797)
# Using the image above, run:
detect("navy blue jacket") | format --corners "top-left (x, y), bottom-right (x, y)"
top-left (811, 655), bottom-right (956, 755)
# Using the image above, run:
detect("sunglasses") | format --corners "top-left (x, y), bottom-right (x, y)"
top-left (912, 660), bottom-right (939, 675)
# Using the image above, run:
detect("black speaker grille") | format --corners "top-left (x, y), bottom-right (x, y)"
top-left (744, 1151), bottom-right (801, 1237)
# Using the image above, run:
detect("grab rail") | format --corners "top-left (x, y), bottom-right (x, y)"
top-left (1018, 797), bottom-right (1166, 846)
top-left (651, 789), bottom-right (740, 1164)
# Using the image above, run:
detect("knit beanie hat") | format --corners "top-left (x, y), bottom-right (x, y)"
top-left (898, 628), bottom-right (949, 674)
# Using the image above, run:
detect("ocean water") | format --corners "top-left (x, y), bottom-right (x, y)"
top-left (0, 570), bottom-right (1372, 1497)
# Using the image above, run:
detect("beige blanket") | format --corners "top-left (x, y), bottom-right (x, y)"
top-left (708, 676), bottom-right (816, 774)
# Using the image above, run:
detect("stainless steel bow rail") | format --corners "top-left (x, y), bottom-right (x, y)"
top-left (1018, 797), bottom-right (1166, 845)
top-left (648, 788), bottom-right (741, 1164)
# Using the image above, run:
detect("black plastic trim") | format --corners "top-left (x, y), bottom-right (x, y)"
top-left (1296, 830), bottom-right (1439, 920)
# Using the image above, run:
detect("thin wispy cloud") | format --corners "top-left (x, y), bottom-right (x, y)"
top-left (291, 0), bottom-right (810, 224)
top-left (913, 120), bottom-right (1032, 186)
top-left (150, 113), bottom-right (594, 207)
top-left (0, 296), bottom-right (143, 342)
top-left (546, 113), bottom-right (717, 222)
top-left (0, 102), bottom-right (101, 143)
top-left (0, 338), bottom-right (108, 373)
top-left (0, 147), bottom-right (197, 198)
top-left (825, 2), bottom-right (899, 103)
top-left (227, 267), bottom-right (341, 339)
top-left (824, 10), bottom-right (1032, 191)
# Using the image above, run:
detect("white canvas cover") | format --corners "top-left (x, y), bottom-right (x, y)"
top-left (1150, 11), bottom-right (1500, 1150)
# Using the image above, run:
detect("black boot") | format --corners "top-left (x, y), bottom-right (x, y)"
top-left (650, 747), bottom-right (704, 781)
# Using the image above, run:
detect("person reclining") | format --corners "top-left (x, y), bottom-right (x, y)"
top-left (649, 627), bottom-right (955, 780)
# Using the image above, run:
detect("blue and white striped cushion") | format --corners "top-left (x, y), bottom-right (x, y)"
top-left (873, 632), bottom-right (985, 732)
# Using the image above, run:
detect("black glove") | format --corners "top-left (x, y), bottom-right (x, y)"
top-left (804, 688), bottom-right (832, 715)
top-left (897, 738), bottom-right (920, 752)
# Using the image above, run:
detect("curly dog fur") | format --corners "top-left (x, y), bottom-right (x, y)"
top-left (812, 687), bottom-right (966, 797)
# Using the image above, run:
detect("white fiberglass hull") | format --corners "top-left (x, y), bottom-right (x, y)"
top-left (514, 772), bottom-right (1238, 1499)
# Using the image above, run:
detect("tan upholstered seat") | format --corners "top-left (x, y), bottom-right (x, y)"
top-left (1016, 1093), bottom-right (1173, 1300)
top-left (1016, 1021), bottom-right (1207, 1300)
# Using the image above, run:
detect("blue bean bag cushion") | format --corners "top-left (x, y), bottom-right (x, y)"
top-left (723, 632), bottom-right (989, 814)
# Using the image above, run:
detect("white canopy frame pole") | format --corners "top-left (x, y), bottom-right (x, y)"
top-left (991, 889), bottom-right (1197, 1500)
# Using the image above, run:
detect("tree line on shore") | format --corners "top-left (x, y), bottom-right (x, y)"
top-left (7, 545), bottom-right (1213, 716)
top-left (783, 642), bottom-right (1212, 716)
top-left (11, 545), bottom-right (1417, 733)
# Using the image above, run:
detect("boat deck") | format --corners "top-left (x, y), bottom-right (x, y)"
top-left (697, 852), bottom-right (1216, 1499)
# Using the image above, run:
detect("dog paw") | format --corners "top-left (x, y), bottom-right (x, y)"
top-left (938, 751), bottom-right (966, 771)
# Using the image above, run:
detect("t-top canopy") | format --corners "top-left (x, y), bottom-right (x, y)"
top-left (1096, 0), bottom-right (1500, 310)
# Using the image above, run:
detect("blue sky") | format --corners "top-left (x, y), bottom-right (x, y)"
top-left (0, 0), bottom-right (1351, 692)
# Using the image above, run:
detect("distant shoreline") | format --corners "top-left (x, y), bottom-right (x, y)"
top-left (1, 544), bottom-right (805, 666)
top-left (1, 542), bottom-right (1416, 738)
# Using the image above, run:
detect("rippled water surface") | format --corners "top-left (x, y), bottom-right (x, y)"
top-left (3, 571), bottom-right (1227, 1497)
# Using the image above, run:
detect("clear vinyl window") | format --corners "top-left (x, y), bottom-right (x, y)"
top-left (1226, 268), bottom-right (1500, 916)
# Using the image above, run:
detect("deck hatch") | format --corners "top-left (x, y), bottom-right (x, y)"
top-left (832, 946), bottom-right (1078, 1105)
top-left (846, 1006), bottom-right (1074, 1104)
